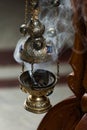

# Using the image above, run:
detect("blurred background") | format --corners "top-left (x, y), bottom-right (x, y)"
top-left (0, 0), bottom-right (72, 87)
top-left (0, 0), bottom-right (24, 87)
top-left (0, 0), bottom-right (73, 130)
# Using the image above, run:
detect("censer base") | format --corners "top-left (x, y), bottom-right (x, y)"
top-left (24, 95), bottom-right (52, 114)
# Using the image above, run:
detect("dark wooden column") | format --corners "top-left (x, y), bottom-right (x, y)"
top-left (37, 0), bottom-right (87, 130)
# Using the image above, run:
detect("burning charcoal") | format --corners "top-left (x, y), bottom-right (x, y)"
top-left (33, 69), bottom-right (49, 87)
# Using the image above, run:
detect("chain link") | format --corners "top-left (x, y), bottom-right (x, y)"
top-left (24, 0), bottom-right (28, 24)
top-left (22, 63), bottom-right (25, 72)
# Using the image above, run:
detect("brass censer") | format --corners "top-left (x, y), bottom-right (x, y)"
top-left (14, 0), bottom-right (58, 114)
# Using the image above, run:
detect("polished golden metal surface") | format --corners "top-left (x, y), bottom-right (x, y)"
top-left (19, 0), bottom-right (52, 64)
top-left (24, 95), bottom-right (52, 114)
top-left (19, 70), bottom-right (57, 113)
top-left (15, 0), bottom-right (57, 114)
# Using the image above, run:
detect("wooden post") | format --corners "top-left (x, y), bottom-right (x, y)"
top-left (37, 0), bottom-right (87, 130)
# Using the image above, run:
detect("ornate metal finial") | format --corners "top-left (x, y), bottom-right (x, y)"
top-left (14, 0), bottom-right (57, 114)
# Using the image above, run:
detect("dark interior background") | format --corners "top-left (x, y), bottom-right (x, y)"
top-left (0, 0), bottom-right (24, 50)
top-left (0, 0), bottom-right (25, 87)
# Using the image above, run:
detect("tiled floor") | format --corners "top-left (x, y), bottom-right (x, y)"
top-left (0, 85), bottom-right (73, 130)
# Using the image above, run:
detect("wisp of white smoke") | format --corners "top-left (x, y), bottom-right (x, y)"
top-left (14, 0), bottom-right (75, 73)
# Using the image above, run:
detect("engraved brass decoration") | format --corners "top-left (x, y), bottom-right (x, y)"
top-left (19, 70), bottom-right (56, 113)
top-left (14, 0), bottom-right (57, 113)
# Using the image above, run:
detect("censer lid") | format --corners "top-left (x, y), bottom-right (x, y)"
top-left (20, 37), bottom-right (52, 63)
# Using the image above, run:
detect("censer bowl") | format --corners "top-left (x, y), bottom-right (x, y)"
top-left (19, 69), bottom-right (57, 114)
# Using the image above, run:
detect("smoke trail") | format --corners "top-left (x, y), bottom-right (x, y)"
top-left (39, 0), bottom-right (75, 59)
top-left (14, 0), bottom-right (74, 72)
top-left (14, 35), bottom-right (29, 63)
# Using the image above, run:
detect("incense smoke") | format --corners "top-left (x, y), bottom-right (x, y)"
top-left (14, 0), bottom-right (74, 72)
top-left (39, 0), bottom-right (74, 58)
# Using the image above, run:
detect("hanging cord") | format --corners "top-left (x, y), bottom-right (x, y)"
top-left (57, 60), bottom-right (60, 81)
top-left (22, 63), bottom-right (24, 73)
top-left (21, 0), bottom-right (28, 73)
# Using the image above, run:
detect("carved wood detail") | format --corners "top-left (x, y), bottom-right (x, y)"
top-left (37, 0), bottom-right (87, 129)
